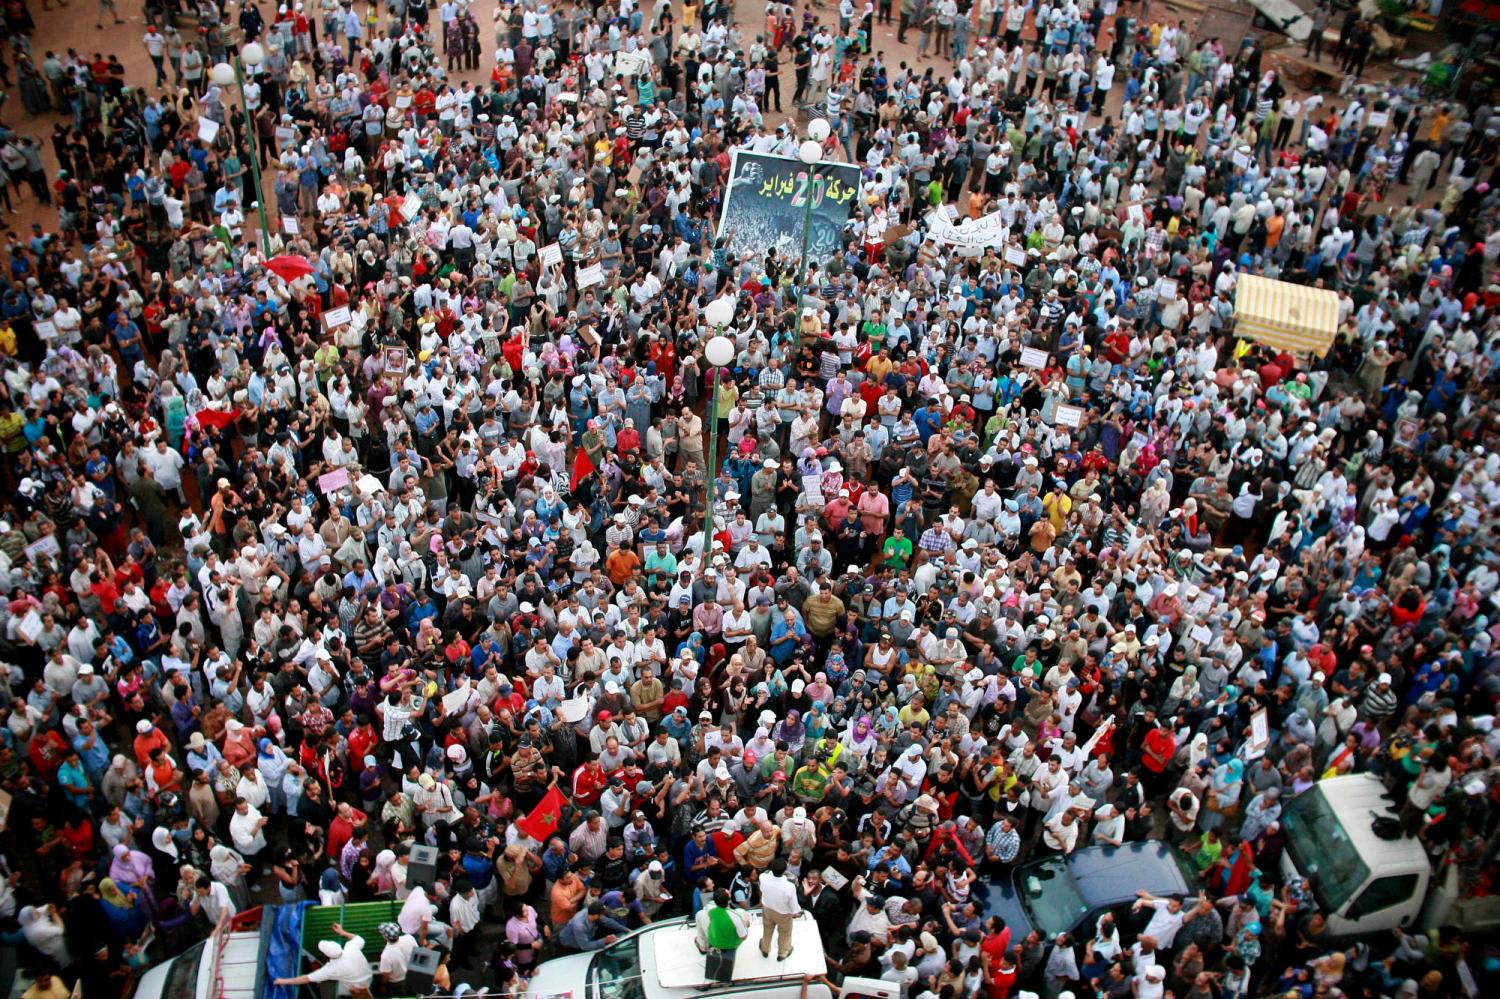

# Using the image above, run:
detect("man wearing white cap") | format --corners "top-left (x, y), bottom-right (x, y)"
top-left (891, 744), bottom-right (928, 802)
top-left (274, 923), bottom-right (374, 999)
top-left (780, 806), bottom-right (817, 856)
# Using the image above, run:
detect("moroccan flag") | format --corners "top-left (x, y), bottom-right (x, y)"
top-left (569, 448), bottom-right (596, 494)
top-left (517, 785), bottom-right (567, 842)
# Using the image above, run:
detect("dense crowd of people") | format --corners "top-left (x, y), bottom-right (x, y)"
top-left (0, 0), bottom-right (1499, 996)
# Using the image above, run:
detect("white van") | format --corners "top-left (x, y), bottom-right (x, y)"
top-left (523, 910), bottom-right (890, 999)
top-left (1279, 773), bottom-right (1500, 939)
top-left (132, 917), bottom-right (262, 999)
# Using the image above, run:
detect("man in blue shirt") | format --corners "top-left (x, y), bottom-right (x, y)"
top-left (406, 592), bottom-right (439, 634)
top-left (683, 827), bottom-right (717, 885)
top-left (72, 718), bottom-right (112, 783)
top-left (343, 559), bottom-right (379, 597)
top-left (912, 399), bottom-right (942, 442)
top-left (559, 902), bottom-right (629, 952)
top-left (57, 748), bottom-right (93, 810)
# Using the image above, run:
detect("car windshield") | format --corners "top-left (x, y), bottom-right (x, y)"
top-left (163, 941), bottom-right (207, 999)
top-left (590, 932), bottom-right (646, 999)
top-left (1018, 855), bottom-right (1089, 937)
top-left (1283, 785), bottom-right (1370, 913)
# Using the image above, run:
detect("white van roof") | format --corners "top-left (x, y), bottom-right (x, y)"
top-left (1314, 774), bottom-right (1428, 867)
top-left (653, 912), bottom-right (828, 989)
top-left (197, 929), bottom-right (262, 999)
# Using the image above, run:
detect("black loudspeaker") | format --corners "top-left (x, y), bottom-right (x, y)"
top-left (406, 947), bottom-right (441, 993)
top-left (408, 845), bottom-right (439, 890)
top-left (705, 948), bottom-right (738, 982)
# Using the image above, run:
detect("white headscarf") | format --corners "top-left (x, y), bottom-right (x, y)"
top-left (152, 827), bottom-right (179, 859)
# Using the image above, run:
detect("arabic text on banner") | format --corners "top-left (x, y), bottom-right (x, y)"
top-left (715, 150), bottom-right (864, 264)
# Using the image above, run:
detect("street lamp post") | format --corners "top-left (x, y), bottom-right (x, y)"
top-left (794, 119), bottom-right (832, 323)
top-left (700, 301), bottom-right (737, 564)
top-left (211, 42), bottom-right (271, 253)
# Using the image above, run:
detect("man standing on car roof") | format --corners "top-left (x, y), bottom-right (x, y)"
top-left (695, 887), bottom-right (751, 981)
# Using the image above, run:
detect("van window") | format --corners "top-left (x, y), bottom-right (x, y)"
top-left (1283, 786), bottom-right (1371, 914)
top-left (1347, 874), bottom-right (1420, 921)
top-left (163, 941), bottom-right (207, 999)
top-left (591, 933), bottom-right (646, 999)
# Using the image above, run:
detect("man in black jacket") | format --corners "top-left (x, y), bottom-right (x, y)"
top-left (799, 868), bottom-right (846, 956)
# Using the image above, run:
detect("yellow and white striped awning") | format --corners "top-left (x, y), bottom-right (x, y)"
top-left (1234, 274), bottom-right (1340, 357)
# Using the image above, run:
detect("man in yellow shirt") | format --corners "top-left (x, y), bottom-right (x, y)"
top-left (0, 403), bottom-right (24, 455)
top-left (898, 694), bottom-right (931, 728)
top-left (1042, 482), bottom-right (1073, 532)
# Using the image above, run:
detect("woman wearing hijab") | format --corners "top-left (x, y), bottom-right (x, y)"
top-left (211, 843), bottom-right (253, 911)
top-left (221, 719), bottom-right (257, 769)
top-left (98, 878), bottom-right (151, 945)
top-left (875, 704), bottom-right (903, 738)
top-left (318, 866), bottom-right (348, 906)
top-left (773, 709), bottom-right (806, 756)
top-left (258, 737), bottom-right (291, 814)
top-left (841, 715), bottom-right (879, 768)
top-left (895, 672), bottom-right (922, 706)
top-left (804, 671), bottom-right (834, 706)
top-left (348, 851), bottom-right (378, 901)
top-left (19, 905), bottom-right (72, 968)
top-left (371, 849), bottom-right (398, 896)
top-left (149, 827), bottom-right (183, 897)
top-left (745, 725), bottom-right (777, 763)
top-left (1200, 758), bottom-right (1245, 833)
top-left (182, 823), bottom-right (213, 873)
top-left (1162, 665), bottom-right (1199, 716)
top-left (396, 541), bottom-right (429, 589)
top-left (109, 843), bottom-right (155, 895)
top-left (803, 702), bottom-right (831, 746)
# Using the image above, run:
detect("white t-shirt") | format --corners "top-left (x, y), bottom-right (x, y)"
top-left (309, 937), bottom-right (373, 988)
top-left (398, 888), bottom-right (437, 936)
top-left (228, 805), bottom-right (267, 856)
top-left (1141, 900), bottom-right (1186, 949)
top-left (380, 935), bottom-right (418, 981)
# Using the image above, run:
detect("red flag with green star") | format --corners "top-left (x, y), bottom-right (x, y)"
top-left (516, 785), bottom-right (567, 842)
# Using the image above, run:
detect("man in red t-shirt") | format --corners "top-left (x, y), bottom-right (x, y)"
top-left (1141, 718), bottom-right (1177, 798)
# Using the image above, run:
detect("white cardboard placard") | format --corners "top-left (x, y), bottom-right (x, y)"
top-left (1020, 347), bottom-right (1049, 369)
